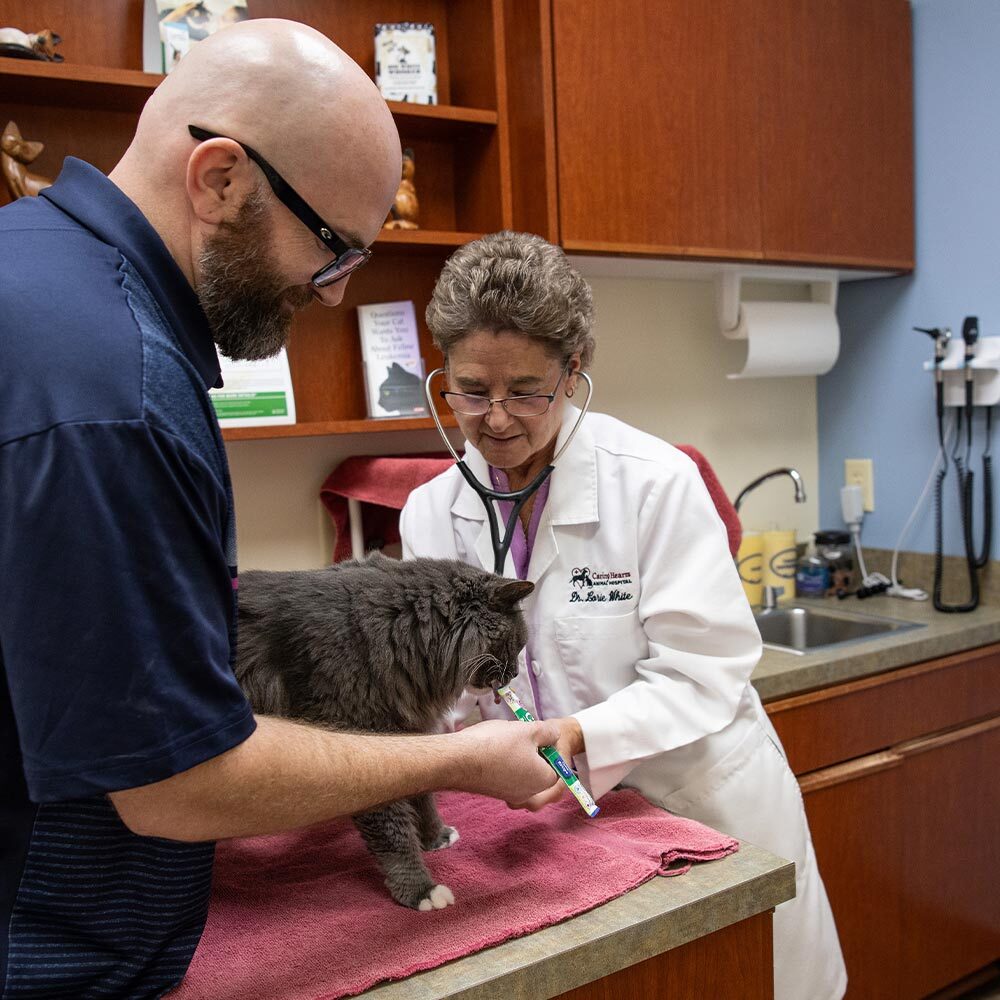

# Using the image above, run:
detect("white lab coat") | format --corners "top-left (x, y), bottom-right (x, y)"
top-left (400, 406), bottom-right (846, 1000)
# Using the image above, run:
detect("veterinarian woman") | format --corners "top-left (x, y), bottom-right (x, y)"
top-left (400, 232), bottom-right (847, 1000)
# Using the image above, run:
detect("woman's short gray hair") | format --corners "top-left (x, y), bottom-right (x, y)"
top-left (425, 231), bottom-right (596, 368)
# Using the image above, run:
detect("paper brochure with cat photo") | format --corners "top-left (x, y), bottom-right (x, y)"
top-left (235, 553), bottom-right (534, 911)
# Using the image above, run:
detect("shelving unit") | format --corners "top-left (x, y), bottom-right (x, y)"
top-left (221, 414), bottom-right (457, 442)
top-left (1, 0), bottom-right (514, 442)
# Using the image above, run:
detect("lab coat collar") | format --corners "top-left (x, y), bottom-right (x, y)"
top-left (449, 404), bottom-right (599, 576)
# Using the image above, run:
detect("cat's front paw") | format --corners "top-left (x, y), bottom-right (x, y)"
top-left (417, 884), bottom-right (455, 912)
top-left (423, 825), bottom-right (460, 851)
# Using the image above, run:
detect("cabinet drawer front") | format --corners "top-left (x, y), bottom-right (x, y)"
top-left (765, 643), bottom-right (1000, 775)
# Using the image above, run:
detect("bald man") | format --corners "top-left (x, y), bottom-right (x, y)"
top-left (0, 20), bottom-right (559, 998)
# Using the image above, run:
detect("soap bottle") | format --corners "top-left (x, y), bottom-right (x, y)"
top-left (795, 541), bottom-right (830, 598)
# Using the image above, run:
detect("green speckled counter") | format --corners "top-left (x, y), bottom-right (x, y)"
top-left (751, 595), bottom-right (1000, 701)
top-left (358, 844), bottom-right (794, 999)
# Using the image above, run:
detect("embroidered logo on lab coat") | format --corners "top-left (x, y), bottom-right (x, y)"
top-left (569, 567), bottom-right (634, 603)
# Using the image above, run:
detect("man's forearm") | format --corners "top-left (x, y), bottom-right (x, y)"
top-left (110, 716), bottom-right (465, 842)
top-left (110, 714), bottom-right (563, 842)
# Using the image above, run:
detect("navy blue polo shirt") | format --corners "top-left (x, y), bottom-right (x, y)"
top-left (0, 159), bottom-right (256, 997)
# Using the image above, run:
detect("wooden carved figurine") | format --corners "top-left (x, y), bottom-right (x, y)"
top-left (383, 148), bottom-right (419, 230)
top-left (1, 121), bottom-right (54, 199)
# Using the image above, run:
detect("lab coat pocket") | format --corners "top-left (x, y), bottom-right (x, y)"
top-left (554, 610), bottom-right (648, 706)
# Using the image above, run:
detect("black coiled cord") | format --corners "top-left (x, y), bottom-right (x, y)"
top-left (933, 384), bottom-right (981, 612)
top-left (975, 408), bottom-right (993, 568)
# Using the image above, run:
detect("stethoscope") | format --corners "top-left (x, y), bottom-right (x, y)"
top-left (424, 367), bottom-right (594, 574)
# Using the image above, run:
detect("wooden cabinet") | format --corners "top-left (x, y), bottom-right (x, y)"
top-left (552, 911), bottom-right (774, 999)
top-left (0, 0), bottom-right (514, 441)
top-left (765, 646), bottom-right (1000, 999)
top-left (549, 0), bottom-right (764, 262)
top-left (757, 0), bottom-right (914, 268)
top-left (509, 0), bottom-right (913, 270)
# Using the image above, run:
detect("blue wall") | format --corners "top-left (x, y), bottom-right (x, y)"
top-left (819, 0), bottom-right (1000, 554)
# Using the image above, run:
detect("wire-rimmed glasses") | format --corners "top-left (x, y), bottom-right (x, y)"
top-left (441, 365), bottom-right (570, 416)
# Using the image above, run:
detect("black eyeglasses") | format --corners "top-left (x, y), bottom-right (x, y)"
top-left (188, 125), bottom-right (371, 287)
top-left (441, 366), bottom-right (571, 417)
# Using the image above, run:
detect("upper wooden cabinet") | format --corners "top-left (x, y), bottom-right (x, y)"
top-left (551, 0), bottom-right (764, 262)
top-left (509, 0), bottom-right (914, 270)
top-left (757, 0), bottom-right (914, 268)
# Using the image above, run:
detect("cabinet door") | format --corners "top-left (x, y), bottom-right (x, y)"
top-left (800, 753), bottom-right (907, 1000)
top-left (800, 717), bottom-right (1000, 1000)
top-left (757, 0), bottom-right (914, 268)
top-left (551, 0), bottom-right (763, 260)
top-left (897, 717), bottom-right (1000, 998)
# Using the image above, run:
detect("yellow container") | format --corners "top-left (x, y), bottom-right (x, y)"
top-left (761, 529), bottom-right (797, 603)
top-left (736, 531), bottom-right (763, 607)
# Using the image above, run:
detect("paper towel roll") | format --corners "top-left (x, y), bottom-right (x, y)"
top-left (724, 301), bottom-right (839, 378)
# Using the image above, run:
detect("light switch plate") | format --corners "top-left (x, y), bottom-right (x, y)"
top-left (844, 459), bottom-right (875, 512)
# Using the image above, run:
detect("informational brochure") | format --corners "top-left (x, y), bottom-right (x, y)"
top-left (209, 348), bottom-right (297, 428)
top-left (357, 300), bottom-right (428, 418)
top-left (374, 22), bottom-right (438, 105)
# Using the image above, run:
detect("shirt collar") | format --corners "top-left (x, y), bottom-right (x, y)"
top-left (41, 157), bottom-right (222, 389)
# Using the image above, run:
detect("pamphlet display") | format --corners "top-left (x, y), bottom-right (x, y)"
top-left (209, 348), bottom-right (297, 428)
top-left (374, 22), bottom-right (437, 105)
top-left (357, 300), bottom-right (428, 418)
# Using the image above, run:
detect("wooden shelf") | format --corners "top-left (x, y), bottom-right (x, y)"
top-left (0, 58), bottom-right (161, 112)
top-left (1, 58), bottom-right (498, 135)
top-left (374, 229), bottom-right (481, 254)
top-left (222, 414), bottom-right (458, 442)
top-left (387, 101), bottom-right (498, 139)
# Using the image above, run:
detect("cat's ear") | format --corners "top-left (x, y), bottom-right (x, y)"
top-left (493, 579), bottom-right (535, 605)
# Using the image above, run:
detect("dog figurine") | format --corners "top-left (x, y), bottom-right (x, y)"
top-left (1, 121), bottom-right (53, 199)
top-left (0, 27), bottom-right (63, 61)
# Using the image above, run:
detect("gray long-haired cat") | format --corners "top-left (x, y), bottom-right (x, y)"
top-left (234, 553), bottom-right (534, 911)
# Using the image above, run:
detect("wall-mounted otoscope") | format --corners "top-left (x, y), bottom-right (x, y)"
top-left (914, 325), bottom-right (950, 421)
top-left (915, 318), bottom-right (989, 613)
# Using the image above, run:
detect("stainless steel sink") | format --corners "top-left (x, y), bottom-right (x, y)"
top-left (754, 604), bottom-right (924, 655)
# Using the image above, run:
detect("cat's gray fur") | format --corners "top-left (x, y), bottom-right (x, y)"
top-left (234, 553), bottom-right (533, 910)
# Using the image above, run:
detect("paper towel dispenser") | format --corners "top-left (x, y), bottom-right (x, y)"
top-left (715, 271), bottom-right (840, 378)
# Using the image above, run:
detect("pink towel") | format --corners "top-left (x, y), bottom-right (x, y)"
top-left (169, 790), bottom-right (739, 1000)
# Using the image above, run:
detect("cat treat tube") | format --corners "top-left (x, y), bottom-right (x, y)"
top-left (496, 685), bottom-right (600, 819)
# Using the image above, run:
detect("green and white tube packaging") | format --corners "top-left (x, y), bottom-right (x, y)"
top-left (496, 684), bottom-right (600, 818)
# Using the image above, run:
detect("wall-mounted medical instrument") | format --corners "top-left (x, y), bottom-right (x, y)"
top-left (916, 317), bottom-right (994, 612)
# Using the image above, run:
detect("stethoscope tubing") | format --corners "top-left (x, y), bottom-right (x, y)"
top-left (424, 367), bottom-right (594, 574)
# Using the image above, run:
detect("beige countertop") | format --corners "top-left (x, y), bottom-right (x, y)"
top-left (751, 594), bottom-right (1000, 702)
top-left (358, 843), bottom-right (794, 1000)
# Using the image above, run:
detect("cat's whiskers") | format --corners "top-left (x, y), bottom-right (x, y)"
top-left (460, 652), bottom-right (499, 686)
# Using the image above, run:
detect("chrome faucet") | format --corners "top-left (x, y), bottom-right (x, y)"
top-left (734, 468), bottom-right (807, 514)
top-left (760, 585), bottom-right (784, 611)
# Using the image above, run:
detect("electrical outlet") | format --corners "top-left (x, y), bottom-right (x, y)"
top-left (844, 459), bottom-right (875, 512)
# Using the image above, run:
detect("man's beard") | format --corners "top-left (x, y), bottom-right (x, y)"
top-left (197, 188), bottom-right (314, 361)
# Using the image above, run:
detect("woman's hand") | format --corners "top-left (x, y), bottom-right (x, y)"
top-left (511, 715), bottom-right (586, 812)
